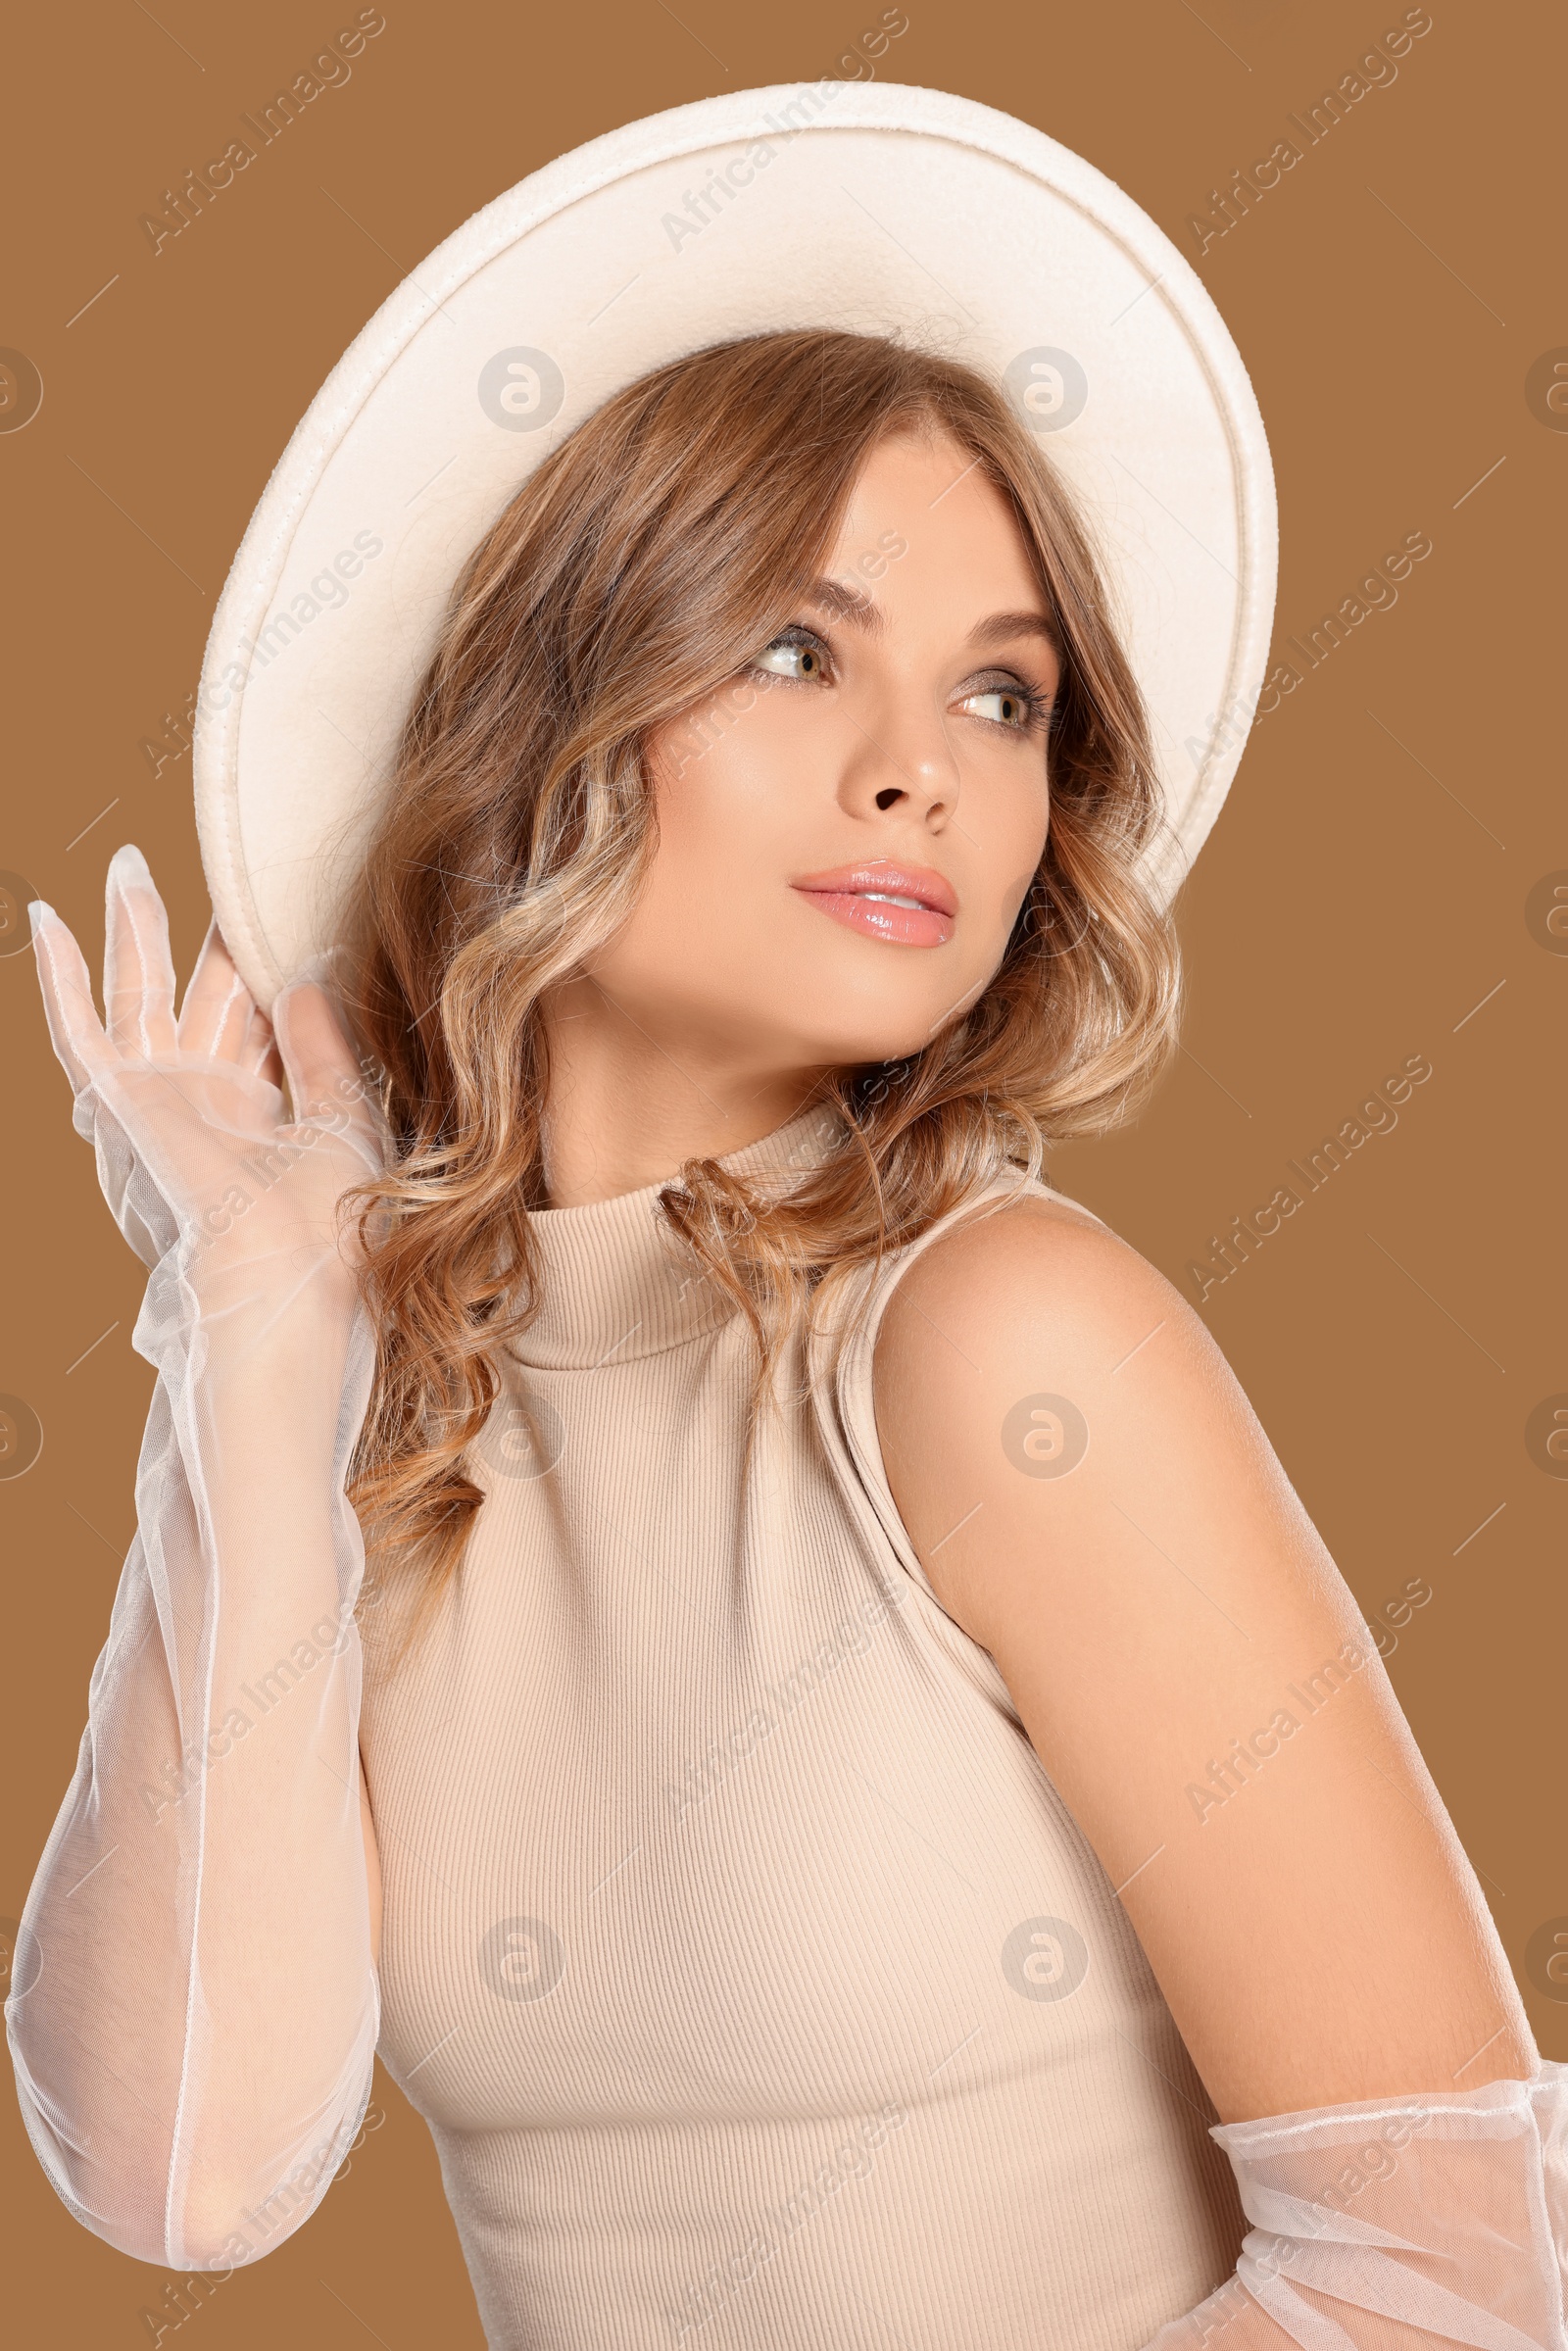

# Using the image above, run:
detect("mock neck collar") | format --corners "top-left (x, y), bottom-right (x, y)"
top-left (510, 1100), bottom-right (845, 1370)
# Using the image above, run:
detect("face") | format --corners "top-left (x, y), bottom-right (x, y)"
top-left (577, 427), bottom-right (1058, 1084)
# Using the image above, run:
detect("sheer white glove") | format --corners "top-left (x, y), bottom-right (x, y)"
top-left (1140, 2061), bottom-right (1568, 2350)
top-left (28, 842), bottom-right (382, 1286)
top-left (7, 846), bottom-right (386, 2269)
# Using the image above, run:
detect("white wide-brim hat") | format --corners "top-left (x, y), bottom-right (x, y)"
top-left (192, 79), bottom-right (1277, 1009)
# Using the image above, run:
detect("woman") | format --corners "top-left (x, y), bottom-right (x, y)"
top-left (11, 88), bottom-right (1566, 2351)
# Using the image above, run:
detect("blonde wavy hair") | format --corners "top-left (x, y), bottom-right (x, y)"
top-left (340, 326), bottom-right (1183, 1626)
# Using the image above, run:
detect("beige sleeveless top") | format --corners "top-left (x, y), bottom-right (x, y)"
top-left (358, 1103), bottom-right (1245, 2348)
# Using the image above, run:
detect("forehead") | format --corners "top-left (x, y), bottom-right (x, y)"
top-left (840, 427), bottom-right (1031, 532)
top-left (822, 431), bottom-right (1049, 611)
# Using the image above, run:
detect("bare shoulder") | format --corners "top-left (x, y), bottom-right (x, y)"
top-left (872, 1188), bottom-right (1308, 1640)
top-left (870, 1186), bottom-right (1534, 2123)
top-left (879, 1186), bottom-right (1161, 1335)
top-left (876, 1187), bottom-right (1247, 1439)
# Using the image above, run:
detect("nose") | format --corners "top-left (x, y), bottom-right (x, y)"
top-left (835, 691), bottom-right (960, 828)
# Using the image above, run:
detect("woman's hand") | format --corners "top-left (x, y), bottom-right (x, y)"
top-left (14, 841), bottom-right (385, 2270)
top-left (30, 844), bottom-right (385, 1297)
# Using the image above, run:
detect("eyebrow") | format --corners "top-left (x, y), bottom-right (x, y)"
top-left (801, 574), bottom-right (1060, 653)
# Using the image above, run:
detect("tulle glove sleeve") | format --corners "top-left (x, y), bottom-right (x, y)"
top-left (6, 846), bottom-right (388, 2271)
top-left (1139, 2060), bottom-right (1568, 2350)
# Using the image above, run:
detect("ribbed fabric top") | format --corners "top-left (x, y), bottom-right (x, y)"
top-left (513, 1104), bottom-right (840, 1369)
top-left (358, 1104), bottom-right (1244, 2349)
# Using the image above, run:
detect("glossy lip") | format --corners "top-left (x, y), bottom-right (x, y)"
top-left (789, 860), bottom-right (957, 949)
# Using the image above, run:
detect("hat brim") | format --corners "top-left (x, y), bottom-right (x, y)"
top-left (193, 78), bottom-right (1276, 1007)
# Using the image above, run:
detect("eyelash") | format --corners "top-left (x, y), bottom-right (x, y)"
top-left (747, 624), bottom-right (1056, 735)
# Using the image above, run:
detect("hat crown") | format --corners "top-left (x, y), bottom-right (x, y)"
top-left (194, 81), bottom-right (1276, 1006)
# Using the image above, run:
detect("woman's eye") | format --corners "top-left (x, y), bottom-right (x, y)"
top-left (752, 630), bottom-right (829, 682)
top-left (961, 685), bottom-right (1038, 729)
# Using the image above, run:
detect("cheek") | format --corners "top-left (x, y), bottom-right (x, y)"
top-left (650, 684), bottom-right (766, 802)
top-left (979, 763), bottom-right (1051, 933)
top-left (650, 671), bottom-right (876, 873)
top-left (647, 705), bottom-right (802, 891)
top-left (599, 701), bottom-right (1052, 1063)
top-left (609, 702), bottom-right (808, 981)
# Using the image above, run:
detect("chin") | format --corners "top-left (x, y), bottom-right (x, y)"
top-left (793, 971), bottom-right (988, 1072)
top-left (656, 945), bottom-right (993, 1076)
top-left (790, 1007), bottom-right (960, 1072)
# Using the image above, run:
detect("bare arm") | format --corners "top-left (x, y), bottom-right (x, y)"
top-left (873, 1193), bottom-right (1530, 2123)
top-left (872, 1194), bottom-right (1564, 2348)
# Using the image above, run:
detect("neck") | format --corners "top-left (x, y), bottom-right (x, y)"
top-left (536, 975), bottom-right (833, 1207)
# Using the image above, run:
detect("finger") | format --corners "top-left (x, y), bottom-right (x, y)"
top-left (176, 918), bottom-right (258, 1062)
top-left (272, 977), bottom-right (373, 1134)
top-left (104, 846), bottom-right (178, 1058)
top-left (29, 901), bottom-right (116, 1098)
top-left (240, 1001), bottom-right (280, 1077)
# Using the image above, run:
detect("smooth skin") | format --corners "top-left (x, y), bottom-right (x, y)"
top-left (535, 426), bottom-right (1059, 1206)
top-left (874, 1208), bottom-right (1532, 2123)
top-left (48, 425), bottom-right (1530, 2144)
top-left (535, 421), bottom-right (1532, 2124)
top-left (377, 425), bottom-right (1066, 1942)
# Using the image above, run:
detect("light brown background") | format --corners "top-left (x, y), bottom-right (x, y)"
top-left (2, 0), bottom-right (1563, 2339)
